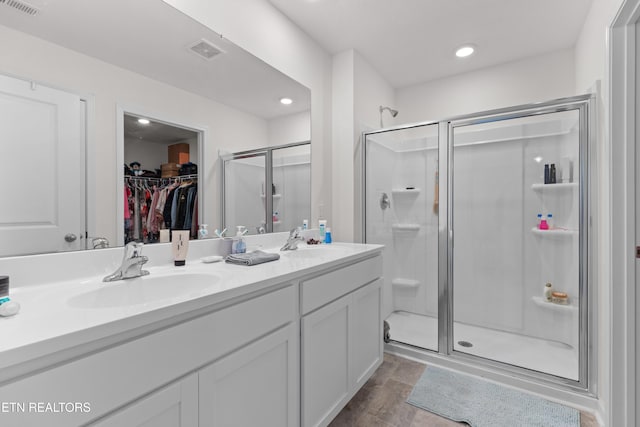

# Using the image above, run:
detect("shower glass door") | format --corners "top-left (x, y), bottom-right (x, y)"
top-left (364, 124), bottom-right (439, 352)
top-left (223, 152), bottom-right (268, 235)
top-left (449, 107), bottom-right (585, 382)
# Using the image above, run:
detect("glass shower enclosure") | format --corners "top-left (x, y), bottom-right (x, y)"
top-left (222, 141), bottom-right (311, 235)
top-left (363, 95), bottom-right (592, 390)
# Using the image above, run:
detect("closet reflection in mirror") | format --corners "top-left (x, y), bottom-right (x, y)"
top-left (0, 0), bottom-right (311, 257)
top-left (123, 114), bottom-right (200, 245)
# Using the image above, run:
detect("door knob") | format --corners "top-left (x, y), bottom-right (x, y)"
top-left (64, 233), bottom-right (77, 242)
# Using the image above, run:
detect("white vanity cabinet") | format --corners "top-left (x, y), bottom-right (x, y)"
top-left (90, 374), bottom-right (198, 427)
top-left (0, 284), bottom-right (297, 427)
top-left (0, 244), bottom-right (383, 427)
top-left (300, 255), bottom-right (383, 427)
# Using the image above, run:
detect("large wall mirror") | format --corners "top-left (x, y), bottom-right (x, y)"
top-left (0, 0), bottom-right (311, 257)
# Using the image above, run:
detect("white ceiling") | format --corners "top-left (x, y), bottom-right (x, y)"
top-left (0, 0), bottom-right (310, 119)
top-left (268, 0), bottom-right (593, 89)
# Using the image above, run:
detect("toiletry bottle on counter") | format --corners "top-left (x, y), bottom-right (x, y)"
top-left (324, 227), bottom-right (332, 244)
top-left (319, 219), bottom-right (327, 242)
top-left (199, 224), bottom-right (209, 239)
top-left (172, 230), bottom-right (190, 266)
top-left (303, 219), bottom-right (309, 230)
top-left (544, 282), bottom-right (553, 302)
top-left (231, 226), bottom-right (247, 254)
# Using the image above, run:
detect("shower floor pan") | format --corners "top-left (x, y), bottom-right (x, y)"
top-left (386, 311), bottom-right (578, 380)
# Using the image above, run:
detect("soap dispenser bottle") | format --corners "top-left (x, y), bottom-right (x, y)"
top-left (231, 226), bottom-right (247, 254)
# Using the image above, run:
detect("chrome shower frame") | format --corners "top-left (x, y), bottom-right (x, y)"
top-left (361, 94), bottom-right (595, 397)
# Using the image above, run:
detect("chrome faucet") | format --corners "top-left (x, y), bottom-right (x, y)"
top-left (281, 227), bottom-right (305, 251)
top-left (91, 237), bottom-right (110, 249)
top-left (103, 242), bottom-right (150, 282)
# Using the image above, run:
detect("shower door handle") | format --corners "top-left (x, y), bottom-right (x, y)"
top-left (380, 192), bottom-right (391, 210)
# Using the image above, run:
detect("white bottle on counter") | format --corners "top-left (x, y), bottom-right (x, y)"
top-left (544, 282), bottom-right (553, 302)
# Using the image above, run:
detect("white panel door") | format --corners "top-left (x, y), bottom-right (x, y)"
top-left (90, 373), bottom-right (198, 427)
top-left (199, 323), bottom-right (299, 427)
top-left (350, 279), bottom-right (383, 389)
top-left (0, 74), bottom-right (83, 256)
top-left (302, 295), bottom-right (350, 427)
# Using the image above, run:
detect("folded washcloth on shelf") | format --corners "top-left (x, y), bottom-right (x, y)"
top-left (225, 250), bottom-right (280, 266)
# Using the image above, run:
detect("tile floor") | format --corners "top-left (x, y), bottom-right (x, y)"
top-left (329, 353), bottom-right (599, 427)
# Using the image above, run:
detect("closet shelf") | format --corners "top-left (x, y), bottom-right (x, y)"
top-left (531, 183), bottom-right (578, 192)
top-left (531, 296), bottom-right (577, 312)
top-left (530, 227), bottom-right (577, 237)
top-left (392, 224), bottom-right (420, 232)
top-left (391, 278), bottom-right (420, 289)
top-left (392, 188), bottom-right (421, 196)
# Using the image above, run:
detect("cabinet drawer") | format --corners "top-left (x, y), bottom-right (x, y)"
top-left (301, 255), bottom-right (382, 314)
top-left (0, 284), bottom-right (296, 427)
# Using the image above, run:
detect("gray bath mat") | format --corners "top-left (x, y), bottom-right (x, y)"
top-left (407, 366), bottom-right (580, 427)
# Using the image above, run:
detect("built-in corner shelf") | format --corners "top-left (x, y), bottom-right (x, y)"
top-left (531, 183), bottom-right (578, 192)
top-left (391, 278), bottom-right (420, 289)
top-left (531, 296), bottom-right (577, 313)
top-left (392, 223), bottom-right (420, 232)
top-left (392, 188), bottom-right (421, 196)
top-left (261, 194), bottom-right (282, 199)
top-left (530, 227), bottom-right (577, 237)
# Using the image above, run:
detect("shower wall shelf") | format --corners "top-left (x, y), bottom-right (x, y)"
top-left (531, 296), bottom-right (577, 312)
top-left (391, 278), bottom-right (420, 289)
top-left (392, 224), bottom-right (420, 232)
top-left (392, 188), bottom-right (421, 195)
top-left (531, 183), bottom-right (578, 192)
top-left (261, 194), bottom-right (282, 198)
top-left (530, 228), bottom-right (577, 237)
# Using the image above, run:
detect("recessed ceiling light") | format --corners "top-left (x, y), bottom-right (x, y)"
top-left (280, 97), bottom-right (293, 105)
top-left (455, 45), bottom-right (475, 58)
top-left (138, 118), bottom-right (150, 125)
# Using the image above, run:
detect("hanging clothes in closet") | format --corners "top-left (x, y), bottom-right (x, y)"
top-left (124, 176), bottom-right (198, 244)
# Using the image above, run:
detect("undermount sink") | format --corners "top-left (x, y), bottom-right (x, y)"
top-left (67, 272), bottom-right (220, 309)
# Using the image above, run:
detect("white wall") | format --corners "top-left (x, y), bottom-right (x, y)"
top-left (396, 49), bottom-right (576, 123)
top-left (332, 49), bottom-right (396, 242)
top-left (268, 110), bottom-right (311, 146)
top-left (163, 0), bottom-right (333, 230)
top-left (0, 24), bottom-right (269, 245)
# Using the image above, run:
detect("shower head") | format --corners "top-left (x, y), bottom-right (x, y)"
top-left (379, 105), bottom-right (399, 128)
top-left (379, 106), bottom-right (398, 117)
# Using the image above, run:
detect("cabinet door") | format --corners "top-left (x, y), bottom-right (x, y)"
top-left (90, 373), bottom-right (197, 427)
top-left (199, 323), bottom-right (299, 427)
top-left (350, 279), bottom-right (383, 389)
top-left (302, 295), bottom-right (351, 427)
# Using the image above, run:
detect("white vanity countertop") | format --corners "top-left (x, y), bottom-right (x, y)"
top-left (0, 240), bottom-right (382, 377)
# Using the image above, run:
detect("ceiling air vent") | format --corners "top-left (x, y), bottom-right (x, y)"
top-left (188, 39), bottom-right (224, 60)
top-left (0, 0), bottom-right (40, 15)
